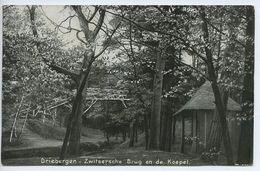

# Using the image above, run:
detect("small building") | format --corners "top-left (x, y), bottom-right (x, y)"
top-left (173, 81), bottom-right (241, 159)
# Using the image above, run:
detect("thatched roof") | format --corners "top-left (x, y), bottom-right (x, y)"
top-left (174, 81), bottom-right (241, 116)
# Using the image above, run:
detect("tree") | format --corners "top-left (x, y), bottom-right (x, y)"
top-left (199, 7), bottom-right (234, 165)
top-left (59, 6), bottom-right (121, 158)
top-left (24, 5), bottom-right (121, 158)
top-left (237, 6), bottom-right (254, 165)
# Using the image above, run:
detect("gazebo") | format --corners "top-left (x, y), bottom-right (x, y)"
top-left (173, 81), bottom-right (241, 157)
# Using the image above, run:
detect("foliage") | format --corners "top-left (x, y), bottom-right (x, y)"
top-left (2, 6), bottom-right (76, 119)
top-left (201, 148), bottom-right (221, 162)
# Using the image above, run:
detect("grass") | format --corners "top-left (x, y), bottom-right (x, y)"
top-left (27, 119), bottom-right (66, 140)
top-left (2, 129), bottom-right (24, 147)
top-left (81, 126), bottom-right (104, 138)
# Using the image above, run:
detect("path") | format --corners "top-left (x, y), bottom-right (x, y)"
top-left (2, 124), bottom-right (106, 160)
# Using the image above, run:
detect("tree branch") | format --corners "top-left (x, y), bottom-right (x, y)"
top-left (57, 15), bottom-right (76, 28)
top-left (76, 31), bottom-right (89, 46)
top-left (93, 19), bottom-right (122, 59)
top-left (176, 59), bottom-right (209, 80)
top-left (40, 7), bottom-right (81, 33)
top-left (97, 7), bottom-right (207, 62)
top-left (88, 6), bottom-right (99, 22)
top-left (43, 58), bottom-right (80, 82)
top-left (204, 17), bottom-right (246, 48)
top-left (27, 5), bottom-right (38, 38)
top-left (153, 6), bottom-right (167, 17)
top-left (92, 9), bottom-right (106, 40)
top-left (72, 5), bottom-right (91, 41)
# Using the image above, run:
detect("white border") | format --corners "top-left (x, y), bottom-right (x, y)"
top-left (0, 0), bottom-right (259, 5)
top-left (0, 1), bottom-right (259, 171)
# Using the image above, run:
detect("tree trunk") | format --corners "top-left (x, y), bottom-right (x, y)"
top-left (205, 88), bottom-right (228, 160)
top-left (149, 50), bottom-right (165, 150)
top-left (129, 120), bottom-right (135, 147)
top-left (237, 6), bottom-right (254, 165)
top-left (165, 108), bottom-right (173, 152)
top-left (122, 131), bottom-right (126, 141)
top-left (160, 100), bottom-right (173, 151)
top-left (144, 112), bottom-right (149, 150)
top-left (159, 108), bottom-right (166, 150)
top-left (59, 51), bottom-right (94, 160)
top-left (68, 95), bottom-right (83, 156)
top-left (135, 121), bottom-right (138, 143)
top-left (172, 116), bottom-right (176, 145)
top-left (200, 8), bottom-right (234, 165)
top-left (60, 93), bottom-right (82, 159)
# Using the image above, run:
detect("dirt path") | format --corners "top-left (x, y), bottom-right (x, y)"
top-left (4, 125), bottom-right (105, 151)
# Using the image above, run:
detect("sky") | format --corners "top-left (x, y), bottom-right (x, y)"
top-left (14, 5), bottom-right (192, 65)
top-left (38, 5), bottom-right (120, 65)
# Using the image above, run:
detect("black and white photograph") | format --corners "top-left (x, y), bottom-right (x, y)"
top-left (1, 3), bottom-right (255, 167)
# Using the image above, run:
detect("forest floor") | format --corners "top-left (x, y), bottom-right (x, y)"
top-left (2, 118), bottom-right (105, 151)
top-left (1, 130), bottom-right (221, 166)
top-left (1, 119), bottom-right (227, 166)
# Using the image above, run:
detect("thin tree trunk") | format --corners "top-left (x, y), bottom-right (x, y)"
top-left (122, 131), bottom-right (126, 141)
top-left (19, 102), bottom-right (31, 140)
top-left (200, 8), bottom-right (234, 165)
top-left (135, 121), bottom-right (138, 143)
top-left (237, 6), bottom-right (254, 165)
top-left (129, 120), bottom-right (135, 147)
top-left (10, 95), bottom-right (24, 142)
top-left (172, 116), bottom-right (176, 145)
top-left (144, 112), bottom-right (149, 150)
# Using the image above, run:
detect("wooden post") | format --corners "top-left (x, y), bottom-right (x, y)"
top-left (105, 100), bottom-right (110, 143)
top-left (204, 112), bottom-right (207, 149)
top-left (172, 116), bottom-right (176, 145)
top-left (42, 110), bottom-right (46, 123)
top-left (180, 115), bottom-right (185, 153)
top-left (191, 114), bottom-right (194, 138)
top-left (53, 108), bottom-right (57, 126)
top-left (191, 112), bottom-right (197, 153)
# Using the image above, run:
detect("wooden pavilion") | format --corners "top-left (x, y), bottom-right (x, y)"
top-left (172, 81), bottom-right (241, 158)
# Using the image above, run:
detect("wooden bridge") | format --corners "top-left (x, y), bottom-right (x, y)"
top-left (9, 88), bottom-right (130, 142)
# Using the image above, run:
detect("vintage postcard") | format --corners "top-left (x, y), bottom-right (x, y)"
top-left (1, 2), bottom-right (256, 167)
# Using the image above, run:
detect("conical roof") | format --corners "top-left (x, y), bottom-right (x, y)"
top-left (174, 81), bottom-right (241, 116)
